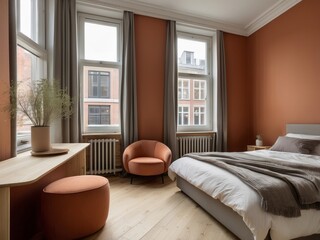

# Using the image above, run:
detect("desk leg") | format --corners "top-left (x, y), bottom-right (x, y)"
top-left (0, 187), bottom-right (10, 240)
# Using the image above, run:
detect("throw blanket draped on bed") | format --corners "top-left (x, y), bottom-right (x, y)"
top-left (185, 152), bottom-right (320, 217)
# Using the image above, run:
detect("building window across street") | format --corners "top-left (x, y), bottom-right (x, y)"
top-left (88, 105), bottom-right (110, 125)
top-left (178, 106), bottom-right (190, 126)
top-left (88, 71), bottom-right (110, 98)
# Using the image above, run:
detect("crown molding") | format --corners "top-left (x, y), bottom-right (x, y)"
top-left (78, 0), bottom-right (247, 36)
top-left (77, 0), bottom-right (302, 36)
top-left (245, 0), bottom-right (302, 36)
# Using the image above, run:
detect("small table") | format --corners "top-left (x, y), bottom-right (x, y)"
top-left (247, 145), bottom-right (271, 151)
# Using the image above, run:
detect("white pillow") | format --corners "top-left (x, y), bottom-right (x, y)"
top-left (286, 133), bottom-right (320, 140)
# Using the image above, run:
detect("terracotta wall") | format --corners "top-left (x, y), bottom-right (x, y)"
top-left (248, 0), bottom-right (320, 145)
top-left (135, 15), bottom-right (166, 142)
top-left (224, 33), bottom-right (252, 151)
top-left (133, 14), bottom-right (252, 150)
top-left (0, 0), bottom-right (11, 161)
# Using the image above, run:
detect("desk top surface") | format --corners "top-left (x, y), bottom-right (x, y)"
top-left (0, 143), bottom-right (89, 188)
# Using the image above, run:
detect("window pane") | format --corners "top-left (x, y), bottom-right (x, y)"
top-left (194, 89), bottom-right (199, 100)
top-left (194, 107), bottom-right (199, 125)
top-left (89, 115), bottom-right (99, 125)
top-left (200, 107), bottom-right (205, 125)
top-left (178, 38), bottom-right (207, 75)
top-left (88, 105), bottom-right (111, 125)
top-left (88, 71), bottom-right (110, 98)
top-left (100, 72), bottom-right (110, 98)
top-left (178, 79), bottom-right (189, 100)
top-left (84, 66), bottom-right (120, 129)
top-left (19, 0), bottom-right (40, 44)
top-left (178, 113), bottom-right (182, 125)
top-left (178, 105), bottom-right (190, 126)
top-left (194, 80), bottom-right (206, 100)
top-left (178, 78), bottom-right (207, 127)
top-left (193, 106), bottom-right (205, 125)
top-left (85, 22), bottom-right (118, 62)
top-left (183, 113), bottom-right (189, 125)
top-left (16, 46), bottom-right (45, 150)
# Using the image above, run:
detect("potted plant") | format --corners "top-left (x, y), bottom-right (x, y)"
top-left (6, 79), bottom-right (72, 153)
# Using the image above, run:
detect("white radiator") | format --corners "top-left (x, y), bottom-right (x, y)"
top-left (177, 135), bottom-right (215, 157)
top-left (88, 139), bottom-right (120, 175)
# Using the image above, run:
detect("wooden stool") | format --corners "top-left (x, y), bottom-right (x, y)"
top-left (41, 175), bottom-right (109, 239)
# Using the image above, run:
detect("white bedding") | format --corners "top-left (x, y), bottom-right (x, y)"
top-left (168, 150), bottom-right (320, 240)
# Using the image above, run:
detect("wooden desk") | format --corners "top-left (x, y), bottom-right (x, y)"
top-left (0, 143), bottom-right (89, 240)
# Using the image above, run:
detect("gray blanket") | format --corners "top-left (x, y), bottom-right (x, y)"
top-left (185, 152), bottom-right (320, 217)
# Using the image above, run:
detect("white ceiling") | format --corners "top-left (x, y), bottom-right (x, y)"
top-left (80, 0), bottom-right (302, 35)
top-left (133, 0), bottom-right (280, 26)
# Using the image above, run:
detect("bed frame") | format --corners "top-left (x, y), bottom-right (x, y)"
top-left (176, 124), bottom-right (320, 240)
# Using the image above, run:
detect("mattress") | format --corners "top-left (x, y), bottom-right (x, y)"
top-left (168, 150), bottom-right (320, 240)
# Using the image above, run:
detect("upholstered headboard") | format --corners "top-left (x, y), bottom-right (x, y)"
top-left (286, 124), bottom-right (320, 135)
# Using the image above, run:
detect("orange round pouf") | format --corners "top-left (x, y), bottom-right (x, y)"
top-left (41, 175), bottom-right (109, 240)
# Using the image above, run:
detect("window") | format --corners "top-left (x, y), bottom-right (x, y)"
top-left (177, 31), bottom-right (213, 132)
top-left (16, 0), bottom-right (46, 152)
top-left (88, 71), bottom-right (110, 98)
top-left (193, 80), bottom-right (206, 100)
top-left (178, 106), bottom-right (190, 126)
top-left (78, 14), bottom-right (122, 133)
top-left (178, 79), bottom-right (190, 100)
top-left (185, 51), bottom-right (192, 64)
top-left (194, 106), bottom-right (206, 125)
top-left (88, 105), bottom-right (110, 125)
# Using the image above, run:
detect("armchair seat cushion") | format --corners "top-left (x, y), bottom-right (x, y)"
top-left (128, 157), bottom-right (165, 176)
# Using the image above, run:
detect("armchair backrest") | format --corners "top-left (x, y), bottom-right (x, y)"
top-left (123, 140), bottom-right (172, 172)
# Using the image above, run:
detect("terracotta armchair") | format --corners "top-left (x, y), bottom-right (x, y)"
top-left (123, 140), bottom-right (172, 184)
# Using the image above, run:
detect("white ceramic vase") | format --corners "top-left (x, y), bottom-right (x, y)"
top-left (31, 126), bottom-right (51, 152)
top-left (256, 139), bottom-right (263, 146)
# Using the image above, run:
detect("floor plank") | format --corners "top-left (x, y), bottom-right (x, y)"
top-left (84, 176), bottom-right (238, 240)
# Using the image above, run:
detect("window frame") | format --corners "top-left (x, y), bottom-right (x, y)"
top-left (16, 0), bottom-right (47, 153)
top-left (78, 13), bottom-right (122, 134)
top-left (177, 30), bottom-right (213, 132)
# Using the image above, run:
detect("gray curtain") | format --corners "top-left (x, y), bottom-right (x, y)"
top-left (54, 0), bottom-right (80, 143)
top-left (216, 30), bottom-right (227, 152)
top-left (9, 0), bottom-right (17, 157)
top-left (120, 11), bottom-right (138, 150)
top-left (164, 20), bottom-right (178, 160)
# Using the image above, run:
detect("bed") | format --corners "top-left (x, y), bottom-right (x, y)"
top-left (169, 124), bottom-right (320, 240)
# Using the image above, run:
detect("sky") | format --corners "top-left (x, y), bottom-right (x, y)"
top-left (177, 38), bottom-right (206, 61)
top-left (85, 22), bottom-right (118, 62)
top-left (20, 0), bottom-right (32, 39)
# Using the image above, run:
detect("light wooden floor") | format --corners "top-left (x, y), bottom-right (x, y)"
top-left (84, 175), bottom-right (238, 240)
